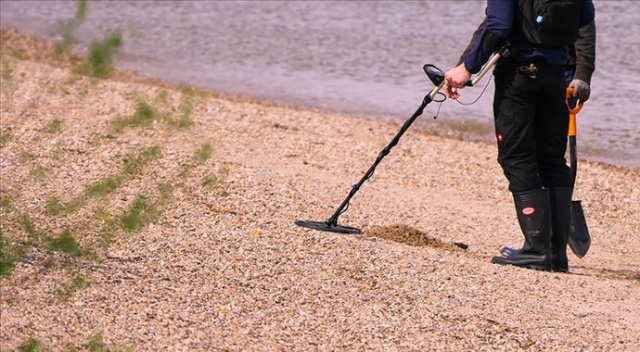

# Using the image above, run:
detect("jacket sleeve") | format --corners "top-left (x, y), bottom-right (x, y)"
top-left (460, 0), bottom-right (513, 73)
top-left (458, 19), bottom-right (487, 65)
top-left (573, 21), bottom-right (596, 84)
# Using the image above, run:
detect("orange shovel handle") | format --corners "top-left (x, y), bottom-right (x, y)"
top-left (566, 87), bottom-right (584, 137)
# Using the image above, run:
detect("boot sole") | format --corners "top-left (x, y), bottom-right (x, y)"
top-left (491, 256), bottom-right (552, 271)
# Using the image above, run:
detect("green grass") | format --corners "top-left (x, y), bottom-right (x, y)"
top-left (93, 207), bottom-right (118, 249)
top-left (19, 213), bottom-right (42, 239)
top-left (122, 146), bottom-right (161, 176)
top-left (46, 119), bottom-right (63, 134)
top-left (84, 332), bottom-right (107, 352)
top-left (0, 233), bottom-right (20, 278)
top-left (86, 146), bottom-right (161, 198)
top-left (15, 337), bottom-right (41, 352)
top-left (78, 31), bottom-right (123, 78)
top-left (203, 166), bottom-right (229, 190)
top-left (0, 128), bottom-right (13, 148)
top-left (86, 176), bottom-right (120, 197)
top-left (120, 194), bottom-right (158, 232)
top-left (47, 229), bottom-right (83, 257)
top-left (54, 0), bottom-right (88, 57)
top-left (30, 165), bottom-right (50, 182)
top-left (173, 100), bottom-right (194, 129)
top-left (112, 101), bottom-right (159, 131)
top-left (195, 143), bottom-right (213, 164)
top-left (0, 194), bottom-right (14, 212)
top-left (1, 55), bottom-right (13, 81)
top-left (45, 196), bottom-right (80, 216)
top-left (55, 274), bottom-right (90, 302)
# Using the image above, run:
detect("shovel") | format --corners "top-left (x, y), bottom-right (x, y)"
top-left (566, 87), bottom-right (590, 258)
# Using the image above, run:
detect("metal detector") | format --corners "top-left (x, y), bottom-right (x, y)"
top-left (296, 44), bottom-right (511, 234)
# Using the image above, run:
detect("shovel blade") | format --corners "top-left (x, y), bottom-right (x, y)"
top-left (569, 200), bottom-right (590, 258)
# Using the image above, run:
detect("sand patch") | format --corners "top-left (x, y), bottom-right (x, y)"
top-left (366, 224), bottom-right (467, 251)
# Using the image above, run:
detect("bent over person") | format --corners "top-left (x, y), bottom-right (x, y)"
top-left (442, 0), bottom-right (595, 271)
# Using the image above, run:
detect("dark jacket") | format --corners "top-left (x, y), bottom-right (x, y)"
top-left (460, 0), bottom-right (595, 74)
top-left (459, 19), bottom-right (596, 84)
top-left (569, 21), bottom-right (596, 84)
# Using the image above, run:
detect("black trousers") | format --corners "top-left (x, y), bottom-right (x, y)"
top-left (493, 61), bottom-right (572, 193)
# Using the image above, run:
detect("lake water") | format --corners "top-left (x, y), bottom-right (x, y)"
top-left (2, 0), bottom-right (639, 169)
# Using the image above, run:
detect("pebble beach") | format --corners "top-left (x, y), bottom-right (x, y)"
top-left (1, 27), bottom-right (639, 351)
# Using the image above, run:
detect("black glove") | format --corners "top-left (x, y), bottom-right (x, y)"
top-left (569, 79), bottom-right (590, 102)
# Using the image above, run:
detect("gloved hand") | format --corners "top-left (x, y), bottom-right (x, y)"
top-left (569, 79), bottom-right (590, 102)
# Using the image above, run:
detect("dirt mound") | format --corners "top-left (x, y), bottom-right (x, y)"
top-left (366, 224), bottom-right (467, 251)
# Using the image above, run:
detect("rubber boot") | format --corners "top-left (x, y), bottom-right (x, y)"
top-left (550, 187), bottom-right (572, 272)
top-left (499, 188), bottom-right (572, 272)
top-left (491, 189), bottom-right (552, 271)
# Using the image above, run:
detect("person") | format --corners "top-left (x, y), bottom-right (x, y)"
top-left (443, 0), bottom-right (595, 271)
top-left (499, 20), bottom-right (596, 268)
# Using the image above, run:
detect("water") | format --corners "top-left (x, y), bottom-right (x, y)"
top-left (2, 0), bottom-right (639, 169)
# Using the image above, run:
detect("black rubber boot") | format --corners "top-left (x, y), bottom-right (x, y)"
top-left (491, 189), bottom-right (552, 271)
top-left (499, 188), bottom-right (572, 272)
top-left (549, 187), bottom-right (572, 272)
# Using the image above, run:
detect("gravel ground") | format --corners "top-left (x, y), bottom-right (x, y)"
top-left (1, 27), bottom-right (639, 351)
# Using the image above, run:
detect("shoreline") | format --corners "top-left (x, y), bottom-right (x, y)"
top-left (2, 26), bottom-right (639, 350)
top-left (2, 25), bottom-right (636, 172)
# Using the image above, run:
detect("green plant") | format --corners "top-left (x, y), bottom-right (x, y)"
top-left (84, 332), bottom-right (107, 352)
top-left (155, 89), bottom-right (170, 105)
top-left (54, 0), bottom-right (88, 57)
top-left (0, 128), bottom-right (13, 148)
top-left (15, 337), bottom-right (41, 352)
top-left (83, 30), bottom-right (123, 78)
top-left (195, 143), bottom-right (213, 164)
top-left (157, 183), bottom-right (174, 206)
top-left (112, 101), bottom-right (159, 131)
top-left (46, 119), bottom-right (63, 134)
top-left (0, 233), bottom-right (20, 278)
top-left (55, 274), bottom-right (90, 302)
top-left (122, 146), bottom-right (161, 175)
top-left (47, 229), bottom-right (83, 257)
top-left (93, 207), bottom-right (118, 249)
top-left (30, 165), bottom-right (50, 181)
top-left (19, 213), bottom-right (42, 239)
top-left (175, 100), bottom-right (194, 129)
top-left (0, 194), bottom-right (13, 212)
top-left (1, 55), bottom-right (13, 81)
top-left (86, 176), bottom-right (120, 197)
top-left (203, 166), bottom-right (229, 190)
top-left (120, 194), bottom-right (158, 232)
top-left (45, 196), bottom-right (80, 216)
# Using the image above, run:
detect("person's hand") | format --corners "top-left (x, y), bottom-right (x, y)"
top-left (443, 63), bottom-right (472, 100)
top-left (569, 79), bottom-right (590, 102)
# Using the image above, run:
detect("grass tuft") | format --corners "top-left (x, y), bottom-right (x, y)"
top-left (15, 337), bottom-right (41, 352)
top-left (45, 196), bottom-right (80, 216)
top-left (0, 194), bottom-right (14, 212)
top-left (0, 128), bottom-right (13, 148)
top-left (203, 166), bottom-right (230, 190)
top-left (78, 31), bottom-right (123, 78)
top-left (54, 0), bottom-right (88, 57)
top-left (19, 213), bottom-right (42, 238)
top-left (46, 119), bottom-right (63, 134)
top-left (0, 233), bottom-right (18, 278)
top-left (55, 274), bottom-right (90, 302)
top-left (47, 230), bottom-right (83, 256)
top-left (120, 194), bottom-right (158, 232)
top-left (112, 101), bottom-right (159, 131)
top-left (195, 143), bottom-right (213, 164)
top-left (122, 146), bottom-right (161, 176)
top-left (86, 176), bottom-right (120, 197)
